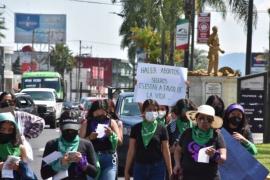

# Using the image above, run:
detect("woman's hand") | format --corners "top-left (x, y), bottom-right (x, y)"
top-left (173, 164), bottom-right (182, 177)
top-left (232, 132), bottom-right (246, 143)
top-left (105, 126), bottom-right (113, 136)
top-left (205, 146), bottom-right (216, 157)
top-left (7, 161), bottom-right (19, 171)
top-left (88, 132), bottom-right (98, 140)
top-left (61, 154), bottom-right (70, 166)
top-left (68, 152), bottom-right (82, 163)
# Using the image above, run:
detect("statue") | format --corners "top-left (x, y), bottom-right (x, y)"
top-left (207, 26), bottom-right (225, 76)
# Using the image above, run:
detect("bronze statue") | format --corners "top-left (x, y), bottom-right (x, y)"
top-left (207, 26), bottom-right (225, 76)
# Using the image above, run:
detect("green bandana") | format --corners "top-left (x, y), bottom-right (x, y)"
top-left (141, 120), bottom-right (158, 148)
top-left (176, 118), bottom-right (193, 135)
top-left (58, 135), bottom-right (80, 154)
top-left (156, 117), bottom-right (166, 126)
top-left (192, 126), bottom-right (213, 145)
top-left (0, 143), bottom-right (20, 161)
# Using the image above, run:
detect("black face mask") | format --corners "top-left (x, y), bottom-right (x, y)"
top-left (94, 115), bottom-right (107, 121)
top-left (0, 133), bottom-right (14, 144)
top-left (228, 116), bottom-right (242, 127)
top-left (62, 130), bottom-right (78, 142)
top-left (0, 100), bottom-right (12, 108)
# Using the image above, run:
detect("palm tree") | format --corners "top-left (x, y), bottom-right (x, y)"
top-left (112, 0), bottom-right (257, 64)
top-left (49, 44), bottom-right (75, 80)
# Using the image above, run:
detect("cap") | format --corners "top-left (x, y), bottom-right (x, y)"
top-left (59, 118), bottom-right (80, 130)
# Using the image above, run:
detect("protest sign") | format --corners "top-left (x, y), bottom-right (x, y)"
top-left (219, 128), bottom-right (269, 180)
top-left (134, 63), bottom-right (187, 106)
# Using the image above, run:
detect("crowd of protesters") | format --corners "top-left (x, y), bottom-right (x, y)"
top-left (0, 90), bottom-right (259, 180)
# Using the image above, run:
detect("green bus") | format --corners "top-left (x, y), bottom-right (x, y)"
top-left (21, 71), bottom-right (65, 99)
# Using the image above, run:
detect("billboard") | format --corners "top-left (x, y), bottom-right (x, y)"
top-left (15, 13), bottom-right (66, 44)
top-left (12, 51), bottom-right (49, 73)
top-left (251, 52), bottom-right (268, 74)
top-left (197, 13), bottom-right (210, 43)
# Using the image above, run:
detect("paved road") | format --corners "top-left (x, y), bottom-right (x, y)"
top-left (28, 127), bottom-right (126, 179)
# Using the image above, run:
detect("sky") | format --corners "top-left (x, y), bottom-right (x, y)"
top-left (0, 0), bottom-right (269, 60)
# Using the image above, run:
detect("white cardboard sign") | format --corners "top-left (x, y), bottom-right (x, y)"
top-left (134, 63), bottom-right (187, 106)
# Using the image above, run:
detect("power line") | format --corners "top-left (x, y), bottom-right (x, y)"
top-left (67, 39), bottom-right (121, 47)
top-left (68, 0), bottom-right (121, 6)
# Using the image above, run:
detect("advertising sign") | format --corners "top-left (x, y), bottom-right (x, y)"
top-left (15, 13), bottom-right (66, 44)
top-left (197, 13), bottom-right (211, 43)
top-left (134, 63), bottom-right (187, 106)
top-left (251, 53), bottom-right (268, 74)
top-left (176, 19), bottom-right (189, 50)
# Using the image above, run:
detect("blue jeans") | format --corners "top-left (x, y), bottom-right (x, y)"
top-left (133, 160), bottom-right (166, 180)
top-left (97, 152), bottom-right (117, 180)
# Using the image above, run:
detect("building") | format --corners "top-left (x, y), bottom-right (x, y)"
top-left (65, 56), bottom-right (133, 101)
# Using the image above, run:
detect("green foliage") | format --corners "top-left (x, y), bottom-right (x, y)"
top-left (193, 49), bottom-right (208, 70)
top-left (255, 144), bottom-right (270, 171)
top-left (50, 44), bottom-right (75, 78)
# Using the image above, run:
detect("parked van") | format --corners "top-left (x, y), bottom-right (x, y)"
top-left (20, 88), bottom-right (63, 128)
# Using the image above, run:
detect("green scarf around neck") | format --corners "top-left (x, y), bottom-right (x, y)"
top-left (192, 126), bottom-right (213, 145)
top-left (176, 118), bottom-right (193, 135)
top-left (156, 117), bottom-right (166, 126)
top-left (0, 143), bottom-right (20, 161)
top-left (141, 120), bottom-right (158, 148)
top-left (58, 135), bottom-right (80, 154)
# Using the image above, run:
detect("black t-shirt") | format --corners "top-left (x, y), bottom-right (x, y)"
top-left (179, 128), bottom-right (226, 180)
top-left (130, 122), bottom-right (169, 164)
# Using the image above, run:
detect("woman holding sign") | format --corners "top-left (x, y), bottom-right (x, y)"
top-left (125, 99), bottom-right (172, 180)
top-left (173, 105), bottom-right (226, 180)
top-left (41, 110), bottom-right (98, 180)
top-left (223, 103), bottom-right (257, 155)
top-left (80, 100), bottom-right (122, 180)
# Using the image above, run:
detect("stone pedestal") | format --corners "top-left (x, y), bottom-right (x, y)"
top-left (187, 76), bottom-right (238, 107)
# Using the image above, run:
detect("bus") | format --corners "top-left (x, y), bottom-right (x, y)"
top-left (21, 71), bottom-right (65, 99)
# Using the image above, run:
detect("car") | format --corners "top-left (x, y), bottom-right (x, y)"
top-left (115, 92), bottom-right (142, 173)
top-left (63, 101), bottom-right (80, 110)
top-left (15, 93), bottom-right (38, 115)
top-left (20, 88), bottom-right (63, 128)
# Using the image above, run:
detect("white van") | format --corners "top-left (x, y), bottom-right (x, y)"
top-left (20, 88), bottom-right (63, 128)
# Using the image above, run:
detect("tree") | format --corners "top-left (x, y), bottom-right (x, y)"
top-left (50, 44), bottom-right (75, 80)
top-left (193, 48), bottom-right (208, 70)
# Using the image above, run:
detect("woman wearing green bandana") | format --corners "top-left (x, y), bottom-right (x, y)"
top-left (173, 105), bottom-right (227, 180)
top-left (41, 110), bottom-right (98, 180)
top-left (0, 112), bottom-right (27, 178)
top-left (125, 99), bottom-right (172, 180)
top-left (157, 105), bottom-right (169, 126)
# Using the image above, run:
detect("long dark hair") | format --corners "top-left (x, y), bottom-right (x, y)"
top-left (87, 100), bottom-right (109, 120)
top-left (0, 121), bottom-right (21, 146)
top-left (206, 95), bottom-right (225, 118)
top-left (141, 99), bottom-right (159, 113)
top-left (223, 103), bottom-right (250, 138)
top-left (0, 91), bottom-right (15, 102)
top-left (173, 99), bottom-right (197, 119)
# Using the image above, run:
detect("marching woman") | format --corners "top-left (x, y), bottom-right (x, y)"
top-left (173, 105), bottom-right (226, 180)
top-left (223, 103), bottom-right (257, 155)
top-left (41, 110), bottom-right (98, 180)
top-left (125, 99), bottom-right (172, 180)
top-left (80, 100), bottom-right (122, 180)
top-left (0, 112), bottom-right (37, 179)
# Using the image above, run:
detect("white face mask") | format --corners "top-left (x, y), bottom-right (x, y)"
top-left (145, 111), bottom-right (158, 122)
top-left (158, 111), bottom-right (166, 119)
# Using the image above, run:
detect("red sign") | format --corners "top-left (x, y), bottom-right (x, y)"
top-left (197, 13), bottom-right (211, 43)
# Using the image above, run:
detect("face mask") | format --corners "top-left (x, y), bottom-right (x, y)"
top-left (0, 133), bottom-right (14, 144)
top-left (145, 111), bottom-right (158, 122)
top-left (158, 111), bottom-right (166, 119)
top-left (228, 116), bottom-right (242, 127)
top-left (62, 130), bottom-right (78, 142)
top-left (0, 100), bottom-right (12, 108)
top-left (94, 115), bottom-right (107, 121)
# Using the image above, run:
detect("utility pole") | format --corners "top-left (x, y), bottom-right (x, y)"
top-left (76, 40), bottom-right (82, 101)
top-left (189, 0), bottom-right (195, 70)
top-left (245, 0), bottom-right (253, 75)
top-left (183, 0), bottom-right (191, 68)
top-left (48, 29), bottom-right (51, 71)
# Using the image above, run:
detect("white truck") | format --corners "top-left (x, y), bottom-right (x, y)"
top-left (20, 88), bottom-right (63, 128)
